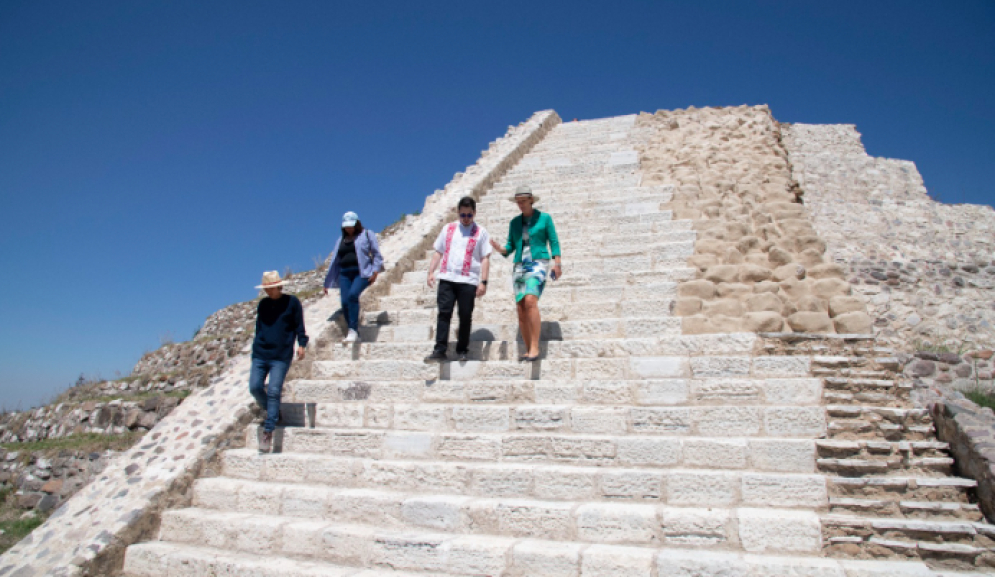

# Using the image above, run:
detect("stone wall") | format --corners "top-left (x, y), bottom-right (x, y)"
top-left (781, 123), bottom-right (995, 352)
top-left (0, 109), bottom-right (560, 577)
top-left (635, 105), bottom-right (872, 335)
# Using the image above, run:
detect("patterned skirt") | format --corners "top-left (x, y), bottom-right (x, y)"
top-left (512, 259), bottom-right (549, 302)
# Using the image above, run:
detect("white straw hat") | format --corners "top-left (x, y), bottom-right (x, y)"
top-left (255, 270), bottom-right (288, 289)
top-left (510, 185), bottom-right (539, 203)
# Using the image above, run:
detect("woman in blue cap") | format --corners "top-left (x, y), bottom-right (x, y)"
top-left (323, 211), bottom-right (384, 343)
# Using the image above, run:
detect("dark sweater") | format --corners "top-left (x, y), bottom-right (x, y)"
top-left (252, 294), bottom-right (309, 362)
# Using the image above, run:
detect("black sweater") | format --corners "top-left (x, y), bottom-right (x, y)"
top-left (252, 294), bottom-right (309, 362)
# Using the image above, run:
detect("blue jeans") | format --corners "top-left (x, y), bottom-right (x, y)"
top-left (248, 357), bottom-right (290, 432)
top-left (338, 267), bottom-right (369, 331)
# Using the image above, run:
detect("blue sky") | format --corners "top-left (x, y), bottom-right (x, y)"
top-left (1, 1), bottom-right (993, 408)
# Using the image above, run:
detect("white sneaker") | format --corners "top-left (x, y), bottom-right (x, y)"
top-left (343, 329), bottom-right (359, 344)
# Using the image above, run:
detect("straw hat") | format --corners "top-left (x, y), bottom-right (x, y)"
top-left (510, 185), bottom-right (539, 204)
top-left (255, 270), bottom-right (288, 289)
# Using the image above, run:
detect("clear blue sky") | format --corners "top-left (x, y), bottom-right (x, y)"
top-left (1, 1), bottom-right (992, 409)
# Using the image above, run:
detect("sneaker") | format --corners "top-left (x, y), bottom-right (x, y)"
top-left (424, 351), bottom-right (448, 363)
top-left (259, 431), bottom-right (273, 453)
top-left (343, 329), bottom-right (359, 344)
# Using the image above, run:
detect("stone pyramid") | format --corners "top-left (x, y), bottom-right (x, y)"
top-left (4, 108), bottom-right (993, 576)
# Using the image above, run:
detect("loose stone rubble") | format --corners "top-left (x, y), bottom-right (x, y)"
top-left (2, 107), bottom-right (994, 576)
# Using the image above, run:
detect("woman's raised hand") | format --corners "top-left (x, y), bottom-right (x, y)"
top-left (489, 238), bottom-right (505, 255)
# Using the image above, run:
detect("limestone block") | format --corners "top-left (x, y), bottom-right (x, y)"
top-left (705, 265), bottom-right (739, 283)
top-left (736, 235), bottom-right (761, 253)
top-left (795, 295), bottom-right (828, 313)
top-left (738, 509), bottom-right (821, 552)
top-left (746, 292), bottom-right (783, 313)
top-left (809, 264), bottom-right (847, 283)
top-left (768, 246), bottom-right (793, 266)
top-left (238, 482), bottom-right (283, 515)
top-left (678, 279), bottom-right (717, 299)
top-left (741, 473), bottom-right (827, 508)
top-left (773, 264), bottom-right (805, 282)
top-left (512, 539), bottom-right (582, 577)
top-left (704, 298), bottom-right (744, 317)
top-left (402, 495), bottom-right (470, 531)
top-left (691, 356), bottom-right (751, 377)
top-left (723, 247), bottom-right (745, 264)
top-left (492, 499), bottom-right (574, 539)
top-left (811, 278), bottom-right (851, 298)
top-left (688, 254), bottom-right (720, 271)
top-left (575, 503), bottom-right (658, 543)
top-left (657, 550), bottom-right (749, 577)
top-left (384, 432), bottom-right (434, 458)
top-left (796, 235), bottom-right (826, 255)
top-left (534, 467), bottom-right (597, 500)
top-left (550, 437), bottom-right (617, 462)
top-left (630, 357), bottom-right (687, 378)
top-left (630, 408), bottom-right (692, 434)
top-left (837, 560), bottom-right (933, 576)
top-left (330, 489), bottom-right (403, 527)
top-left (371, 532), bottom-right (447, 571)
top-left (739, 264), bottom-right (772, 282)
top-left (787, 311), bottom-right (833, 333)
top-left (448, 535), bottom-right (513, 576)
top-left (765, 378), bottom-right (821, 405)
top-left (745, 253), bottom-right (770, 267)
top-left (437, 434), bottom-right (501, 461)
top-left (472, 466), bottom-right (532, 497)
top-left (833, 311), bottom-right (873, 334)
top-left (682, 315), bottom-right (714, 334)
top-left (752, 355), bottom-right (810, 377)
top-left (580, 544), bottom-right (655, 576)
top-left (674, 297), bottom-right (702, 316)
top-left (744, 311), bottom-right (784, 332)
top-left (616, 437), bottom-right (681, 466)
top-left (716, 282), bottom-right (752, 299)
top-left (571, 408), bottom-right (628, 434)
top-left (765, 407), bottom-right (826, 437)
top-left (283, 485), bottom-right (333, 518)
top-left (452, 406), bottom-right (510, 432)
top-left (777, 277), bottom-right (809, 299)
top-left (744, 555), bottom-right (843, 577)
top-left (659, 507), bottom-right (731, 545)
top-left (394, 405), bottom-right (448, 431)
top-left (696, 406), bottom-right (762, 436)
top-left (600, 470), bottom-right (663, 500)
top-left (683, 439), bottom-right (748, 469)
top-left (754, 280), bottom-right (780, 294)
top-left (797, 248), bottom-right (825, 267)
top-left (514, 406), bottom-right (569, 431)
top-left (828, 296), bottom-right (865, 317)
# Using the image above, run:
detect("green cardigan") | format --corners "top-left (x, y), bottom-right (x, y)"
top-left (503, 210), bottom-right (561, 263)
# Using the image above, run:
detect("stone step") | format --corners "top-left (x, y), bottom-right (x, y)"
top-left (817, 440), bottom-right (953, 475)
top-left (828, 497), bottom-right (983, 521)
top-left (284, 376), bottom-right (821, 407)
top-left (157, 506), bottom-right (824, 561)
top-left (826, 407), bottom-right (935, 442)
top-left (189, 478), bottom-right (829, 536)
top-left (829, 475), bottom-right (977, 499)
top-left (221, 447), bottom-right (817, 496)
top-left (243, 426), bottom-right (823, 464)
top-left (317, 336), bottom-right (672, 362)
top-left (126, 531), bottom-right (940, 577)
top-left (309, 354), bottom-right (810, 382)
top-left (823, 514), bottom-right (995, 570)
top-left (266, 399), bottom-right (825, 436)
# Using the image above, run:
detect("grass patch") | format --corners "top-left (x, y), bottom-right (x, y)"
top-left (965, 389), bottom-right (995, 411)
top-left (1, 431), bottom-right (144, 461)
top-left (71, 389), bottom-right (191, 406)
top-left (0, 486), bottom-right (51, 554)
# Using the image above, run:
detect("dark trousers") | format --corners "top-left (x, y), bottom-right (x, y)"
top-left (435, 280), bottom-right (477, 354)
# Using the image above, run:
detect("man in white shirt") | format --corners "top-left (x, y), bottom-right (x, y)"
top-left (425, 197), bottom-right (492, 363)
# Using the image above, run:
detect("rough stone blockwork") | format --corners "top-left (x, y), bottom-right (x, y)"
top-left (0, 110), bottom-right (559, 577)
top-left (635, 106), bottom-right (874, 336)
top-left (781, 123), bottom-right (995, 352)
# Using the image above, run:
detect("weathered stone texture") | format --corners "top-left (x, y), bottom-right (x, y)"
top-left (781, 123), bottom-right (995, 351)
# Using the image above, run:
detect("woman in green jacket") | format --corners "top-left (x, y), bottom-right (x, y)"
top-left (489, 185), bottom-right (562, 362)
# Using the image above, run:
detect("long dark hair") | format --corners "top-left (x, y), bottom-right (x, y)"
top-left (342, 220), bottom-right (364, 238)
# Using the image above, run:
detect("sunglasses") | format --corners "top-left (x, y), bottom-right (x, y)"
top-left (459, 213), bottom-right (475, 218)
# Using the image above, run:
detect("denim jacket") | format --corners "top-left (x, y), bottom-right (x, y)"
top-left (324, 230), bottom-right (385, 289)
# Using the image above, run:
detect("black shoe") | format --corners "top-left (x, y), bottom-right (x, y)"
top-left (424, 351), bottom-right (448, 363)
top-left (457, 352), bottom-right (469, 362)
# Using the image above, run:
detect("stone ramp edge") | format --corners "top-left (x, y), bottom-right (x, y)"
top-left (0, 109), bottom-right (561, 577)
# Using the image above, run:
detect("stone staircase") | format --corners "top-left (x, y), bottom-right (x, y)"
top-left (122, 115), bottom-right (994, 576)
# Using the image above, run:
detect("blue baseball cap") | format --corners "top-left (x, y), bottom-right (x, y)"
top-left (342, 211), bottom-right (359, 227)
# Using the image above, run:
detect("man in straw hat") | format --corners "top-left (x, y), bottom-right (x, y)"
top-left (250, 270), bottom-right (309, 452)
